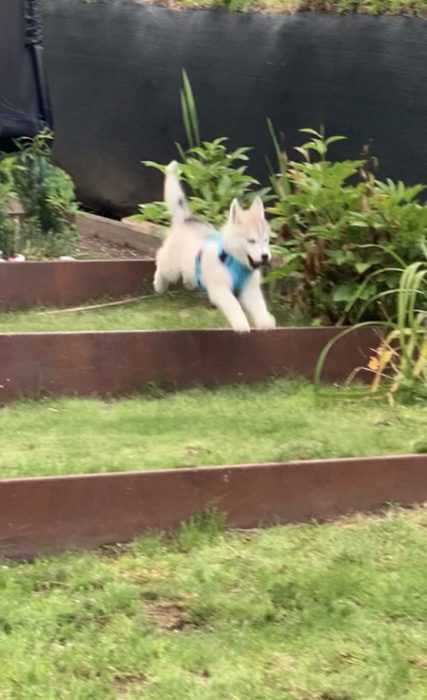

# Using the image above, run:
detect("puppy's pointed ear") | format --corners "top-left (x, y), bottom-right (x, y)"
top-left (249, 196), bottom-right (265, 220)
top-left (228, 198), bottom-right (242, 225)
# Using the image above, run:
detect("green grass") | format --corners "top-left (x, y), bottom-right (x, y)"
top-left (148, 0), bottom-right (427, 17)
top-left (2, 506), bottom-right (427, 699)
top-left (1, 378), bottom-right (426, 478)
top-left (0, 293), bottom-right (224, 333)
top-left (0, 292), bottom-right (296, 333)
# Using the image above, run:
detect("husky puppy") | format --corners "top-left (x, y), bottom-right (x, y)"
top-left (153, 161), bottom-right (276, 333)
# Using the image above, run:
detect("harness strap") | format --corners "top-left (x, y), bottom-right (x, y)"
top-left (195, 250), bottom-right (203, 290)
top-left (195, 234), bottom-right (253, 297)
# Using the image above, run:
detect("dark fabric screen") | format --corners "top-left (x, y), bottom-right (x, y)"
top-left (43, 0), bottom-right (427, 215)
top-left (0, 0), bottom-right (52, 151)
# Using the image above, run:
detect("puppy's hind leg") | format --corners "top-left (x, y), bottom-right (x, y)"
top-left (181, 252), bottom-right (199, 290)
top-left (153, 267), bottom-right (169, 294)
top-left (153, 245), bottom-right (178, 294)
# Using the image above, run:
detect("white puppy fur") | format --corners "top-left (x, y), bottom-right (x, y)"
top-left (153, 161), bottom-right (276, 333)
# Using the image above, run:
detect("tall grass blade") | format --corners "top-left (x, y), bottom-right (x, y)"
top-left (181, 70), bottom-right (200, 149)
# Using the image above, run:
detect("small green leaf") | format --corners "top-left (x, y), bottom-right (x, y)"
top-left (355, 261), bottom-right (374, 274)
top-left (142, 161), bottom-right (166, 173)
top-left (333, 283), bottom-right (358, 303)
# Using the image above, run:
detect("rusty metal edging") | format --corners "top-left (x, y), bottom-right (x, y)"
top-left (0, 259), bottom-right (155, 309)
top-left (1, 454), bottom-right (426, 558)
top-left (0, 326), bottom-right (379, 402)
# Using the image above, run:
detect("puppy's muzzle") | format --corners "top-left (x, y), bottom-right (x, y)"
top-left (248, 254), bottom-right (271, 270)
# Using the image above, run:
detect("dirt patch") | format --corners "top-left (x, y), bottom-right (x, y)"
top-left (144, 600), bottom-right (191, 631)
top-left (72, 229), bottom-right (148, 260)
top-left (112, 674), bottom-right (147, 697)
top-left (194, 669), bottom-right (211, 686)
top-left (97, 542), bottom-right (134, 558)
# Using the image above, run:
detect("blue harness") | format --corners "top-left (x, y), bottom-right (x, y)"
top-left (195, 232), bottom-right (253, 297)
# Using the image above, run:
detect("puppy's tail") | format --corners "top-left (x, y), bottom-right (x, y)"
top-left (164, 161), bottom-right (191, 225)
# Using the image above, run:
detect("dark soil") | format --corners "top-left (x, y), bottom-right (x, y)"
top-left (72, 229), bottom-right (150, 260)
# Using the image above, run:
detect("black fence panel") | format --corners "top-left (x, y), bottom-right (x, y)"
top-left (42, 1), bottom-right (427, 215)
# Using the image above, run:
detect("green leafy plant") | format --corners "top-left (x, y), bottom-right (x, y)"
top-left (0, 154), bottom-right (17, 192)
top-left (11, 129), bottom-right (79, 257)
top-left (0, 182), bottom-right (16, 258)
top-left (0, 154), bottom-right (21, 257)
top-left (133, 71), bottom-right (262, 228)
top-left (315, 262), bottom-right (427, 404)
top-left (134, 200), bottom-right (171, 227)
top-left (267, 125), bottom-right (427, 324)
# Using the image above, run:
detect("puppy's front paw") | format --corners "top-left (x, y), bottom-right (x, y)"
top-left (232, 318), bottom-right (251, 334)
top-left (256, 313), bottom-right (276, 331)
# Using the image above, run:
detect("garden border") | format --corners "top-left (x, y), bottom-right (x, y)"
top-left (0, 326), bottom-right (378, 402)
top-left (0, 258), bottom-right (155, 310)
top-left (1, 454), bottom-right (426, 558)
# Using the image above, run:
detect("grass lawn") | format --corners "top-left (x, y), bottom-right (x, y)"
top-left (1, 378), bottom-right (426, 479)
top-left (2, 507), bottom-right (427, 699)
top-left (0, 292), bottom-right (295, 333)
top-left (148, 0), bottom-right (427, 16)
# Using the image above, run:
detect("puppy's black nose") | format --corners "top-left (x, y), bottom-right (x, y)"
top-left (262, 254), bottom-right (270, 265)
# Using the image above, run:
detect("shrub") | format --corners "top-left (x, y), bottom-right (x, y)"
top-left (267, 126), bottom-right (427, 324)
top-left (4, 130), bottom-right (79, 258)
top-left (0, 155), bottom-right (19, 257)
top-left (0, 187), bottom-right (16, 259)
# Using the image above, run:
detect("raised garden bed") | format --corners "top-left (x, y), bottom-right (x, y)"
top-left (0, 326), bottom-right (377, 403)
top-left (0, 211), bottom-right (162, 309)
top-left (5, 189), bottom-right (160, 262)
top-left (3, 314), bottom-right (425, 559)
top-left (1, 254), bottom-right (425, 560)
top-left (0, 259), bottom-right (155, 309)
top-left (2, 454), bottom-right (427, 558)
top-left (1, 324), bottom-right (426, 557)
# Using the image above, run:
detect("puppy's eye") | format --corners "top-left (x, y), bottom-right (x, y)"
top-left (248, 239), bottom-right (256, 244)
